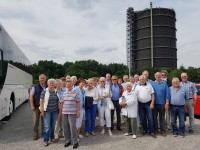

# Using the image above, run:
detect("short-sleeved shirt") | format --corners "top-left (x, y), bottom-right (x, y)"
top-left (61, 89), bottom-right (80, 114)
top-left (135, 83), bottom-right (154, 103)
top-left (180, 81), bottom-right (197, 99)
top-left (40, 90), bottom-right (59, 112)
top-left (111, 84), bottom-right (120, 101)
top-left (170, 86), bottom-right (188, 106)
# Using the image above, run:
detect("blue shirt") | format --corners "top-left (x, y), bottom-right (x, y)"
top-left (74, 86), bottom-right (85, 108)
top-left (57, 88), bottom-right (65, 102)
top-left (151, 81), bottom-right (170, 105)
top-left (170, 86), bottom-right (188, 106)
top-left (111, 84), bottom-right (120, 101)
top-left (180, 81), bottom-right (197, 99)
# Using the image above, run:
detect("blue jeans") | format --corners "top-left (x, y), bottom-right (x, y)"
top-left (85, 104), bottom-right (97, 132)
top-left (43, 111), bottom-right (58, 142)
top-left (139, 101), bottom-right (154, 133)
top-left (171, 105), bottom-right (185, 135)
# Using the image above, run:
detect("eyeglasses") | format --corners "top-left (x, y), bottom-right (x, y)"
top-left (161, 74), bottom-right (166, 76)
top-left (100, 81), bottom-right (105, 82)
top-left (112, 79), bottom-right (117, 80)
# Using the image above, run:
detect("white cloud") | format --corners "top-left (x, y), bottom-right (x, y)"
top-left (0, 0), bottom-right (199, 68)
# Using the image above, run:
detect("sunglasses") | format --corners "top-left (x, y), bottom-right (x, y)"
top-left (112, 79), bottom-right (117, 80)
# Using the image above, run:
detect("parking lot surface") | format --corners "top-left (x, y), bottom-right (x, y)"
top-left (0, 102), bottom-right (200, 150)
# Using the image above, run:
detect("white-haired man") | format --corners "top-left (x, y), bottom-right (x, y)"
top-left (180, 72), bottom-right (197, 134)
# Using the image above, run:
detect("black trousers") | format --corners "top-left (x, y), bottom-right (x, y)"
top-left (153, 104), bottom-right (166, 132)
top-left (111, 100), bottom-right (121, 129)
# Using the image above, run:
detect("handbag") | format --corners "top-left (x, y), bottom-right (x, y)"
top-left (85, 96), bottom-right (94, 108)
top-left (106, 86), bottom-right (114, 110)
top-left (107, 98), bottom-right (114, 110)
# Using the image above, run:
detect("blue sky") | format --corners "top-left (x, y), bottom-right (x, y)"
top-left (0, 0), bottom-right (199, 68)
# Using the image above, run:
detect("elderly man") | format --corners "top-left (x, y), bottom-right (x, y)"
top-left (29, 74), bottom-right (47, 140)
top-left (142, 70), bottom-right (152, 83)
top-left (121, 75), bottom-right (129, 91)
top-left (59, 79), bottom-right (80, 149)
top-left (180, 72), bottom-right (197, 134)
top-left (105, 73), bottom-right (111, 86)
top-left (129, 75), bottom-right (138, 91)
top-left (135, 75), bottom-right (156, 138)
top-left (134, 74), bottom-right (139, 84)
top-left (151, 72), bottom-right (170, 137)
top-left (170, 77), bottom-right (188, 137)
top-left (110, 75), bottom-right (124, 131)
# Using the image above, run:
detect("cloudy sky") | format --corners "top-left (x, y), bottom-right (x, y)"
top-left (0, 0), bottom-right (199, 68)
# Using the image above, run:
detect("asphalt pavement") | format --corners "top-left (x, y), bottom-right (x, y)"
top-left (0, 102), bottom-right (200, 150)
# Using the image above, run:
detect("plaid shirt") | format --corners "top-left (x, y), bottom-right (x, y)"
top-left (180, 81), bottom-right (197, 99)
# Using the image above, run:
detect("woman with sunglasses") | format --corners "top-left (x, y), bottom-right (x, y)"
top-left (97, 77), bottom-right (113, 136)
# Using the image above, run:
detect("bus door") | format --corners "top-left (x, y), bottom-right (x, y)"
top-left (0, 49), bottom-right (2, 119)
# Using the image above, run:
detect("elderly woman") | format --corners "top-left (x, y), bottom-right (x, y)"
top-left (119, 82), bottom-right (138, 139)
top-left (71, 76), bottom-right (78, 87)
top-left (74, 78), bottom-right (86, 140)
top-left (40, 78), bottom-right (60, 147)
top-left (97, 77), bottom-right (113, 136)
top-left (54, 79), bottom-right (66, 143)
top-left (85, 78), bottom-right (98, 136)
top-left (59, 79), bottom-right (80, 149)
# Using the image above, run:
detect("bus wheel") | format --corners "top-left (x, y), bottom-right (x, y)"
top-left (2, 100), bottom-right (14, 121)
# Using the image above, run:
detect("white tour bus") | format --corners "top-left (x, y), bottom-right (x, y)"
top-left (0, 25), bottom-right (32, 121)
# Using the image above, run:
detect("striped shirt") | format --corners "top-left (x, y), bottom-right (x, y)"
top-left (61, 89), bottom-right (80, 114)
top-left (40, 90), bottom-right (59, 112)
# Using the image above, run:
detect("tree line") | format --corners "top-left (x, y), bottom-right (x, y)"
top-left (29, 60), bottom-right (200, 84)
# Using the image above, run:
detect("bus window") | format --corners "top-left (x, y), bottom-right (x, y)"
top-left (0, 50), bottom-right (2, 76)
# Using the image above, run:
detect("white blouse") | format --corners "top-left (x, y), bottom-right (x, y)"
top-left (85, 87), bottom-right (98, 104)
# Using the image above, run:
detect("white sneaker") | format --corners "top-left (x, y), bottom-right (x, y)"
top-left (132, 135), bottom-right (137, 139)
top-left (124, 133), bottom-right (130, 136)
top-left (108, 130), bottom-right (113, 136)
top-left (78, 134), bottom-right (83, 138)
top-left (101, 129), bottom-right (105, 134)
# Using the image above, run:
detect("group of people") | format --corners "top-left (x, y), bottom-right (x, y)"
top-left (29, 70), bottom-right (197, 148)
